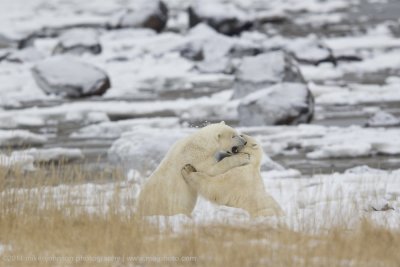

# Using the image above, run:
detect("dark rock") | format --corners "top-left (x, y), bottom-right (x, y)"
top-left (238, 83), bottom-right (314, 126)
top-left (31, 56), bottom-right (110, 98)
top-left (53, 28), bottom-right (102, 55)
top-left (233, 50), bottom-right (305, 98)
top-left (108, 0), bottom-right (168, 33)
top-left (188, 1), bottom-right (252, 36)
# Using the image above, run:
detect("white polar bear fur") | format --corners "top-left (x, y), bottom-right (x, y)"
top-left (181, 135), bottom-right (284, 218)
top-left (136, 122), bottom-right (249, 216)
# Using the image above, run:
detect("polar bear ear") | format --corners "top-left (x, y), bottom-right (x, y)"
top-left (219, 121), bottom-right (226, 125)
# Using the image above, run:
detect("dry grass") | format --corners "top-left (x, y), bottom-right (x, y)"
top-left (0, 165), bottom-right (399, 267)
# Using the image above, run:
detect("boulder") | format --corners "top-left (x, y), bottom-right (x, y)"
top-left (238, 83), bottom-right (314, 126)
top-left (53, 28), bottom-right (102, 55)
top-left (287, 37), bottom-right (335, 66)
top-left (184, 24), bottom-right (262, 73)
top-left (108, 0), bottom-right (168, 33)
top-left (31, 56), bottom-right (110, 97)
top-left (233, 50), bottom-right (305, 98)
top-left (107, 127), bottom-right (193, 175)
top-left (188, 1), bottom-right (252, 36)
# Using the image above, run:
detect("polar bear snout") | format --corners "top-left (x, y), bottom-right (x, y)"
top-left (231, 135), bottom-right (247, 154)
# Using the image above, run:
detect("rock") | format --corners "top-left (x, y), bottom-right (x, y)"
top-left (188, 0), bottom-right (252, 36)
top-left (238, 83), bottom-right (314, 126)
top-left (365, 111), bottom-right (400, 127)
top-left (185, 24), bottom-right (261, 73)
top-left (31, 56), bottom-right (111, 97)
top-left (287, 37), bottom-right (335, 66)
top-left (233, 50), bottom-right (305, 98)
top-left (107, 127), bottom-right (193, 175)
top-left (108, 0), bottom-right (168, 33)
top-left (5, 47), bottom-right (45, 63)
top-left (53, 28), bottom-right (102, 55)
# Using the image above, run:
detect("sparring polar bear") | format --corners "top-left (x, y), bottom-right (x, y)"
top-left (136, 122), bottom-right (249, 216)
top-left (181, 135), bottom-right (284, 217)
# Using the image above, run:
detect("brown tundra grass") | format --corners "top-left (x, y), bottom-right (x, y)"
top-left (0, 164), bottom-right (399, 267)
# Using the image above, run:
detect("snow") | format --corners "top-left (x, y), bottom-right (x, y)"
top-left (236, 51), bottom-right (286, 84)
top-left (314, 83), bottom-right (400, 105)
top-left (238, 83), bottom-right (312, 126)
top-left (57, 28), bottom-right (100, 50)
top-left (71, 117), bottom-right (180, 139)
top-left (11, 148), bottom-right (84, 163)
top-left (6, 166), bottom-right (399, 232)
top-left (0, 130), bottom-right (47, 147)
top-left (1, 0), bottom-right (400, 236)
top-left (0, 243), bottom-right (12, 255)
top-left (191, 0), bottom-right (249, 22)
top-left (366, 111), bottom-right (400, 127)
top-left (0, 153), bottom-right (35, 170)
top-left (0, 92), bottom-right (236, 127)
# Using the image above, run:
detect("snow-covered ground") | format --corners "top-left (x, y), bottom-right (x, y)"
top-left (6, 165), bottom-right (399, 232)
top-left (1, 0), bottom-right (400, 232)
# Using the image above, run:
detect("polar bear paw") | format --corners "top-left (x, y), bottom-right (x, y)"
top-left (181, 164), bottom-right (197, 178)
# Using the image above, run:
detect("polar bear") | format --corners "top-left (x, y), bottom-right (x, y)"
top-left (136, 122), bottom-right (249, 216)
top-left (181, 134), bottom-right (284, 217)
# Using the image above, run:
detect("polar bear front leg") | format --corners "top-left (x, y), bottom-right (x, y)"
top-left (207, 152), bottom-right (251, 176)
top-left (181, 164), bottom-right (224, 203)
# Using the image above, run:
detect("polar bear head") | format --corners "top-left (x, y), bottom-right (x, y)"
top-left (196, 122), bottom-right (247, 158)
top-left (240, 134), bottom-right (263, 166)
